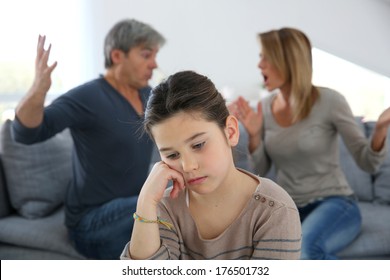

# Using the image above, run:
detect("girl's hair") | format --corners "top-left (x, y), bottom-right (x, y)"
top-left (144, 71), bottom-right (229, 136)
top-left (258, 27), bottom-right (318, 122)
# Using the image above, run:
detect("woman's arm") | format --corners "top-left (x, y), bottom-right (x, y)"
top-left (332, 92), bottom-right (387, 173)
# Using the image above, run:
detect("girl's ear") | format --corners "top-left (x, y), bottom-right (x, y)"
top-left (225, 115), bottom-right (240, 147)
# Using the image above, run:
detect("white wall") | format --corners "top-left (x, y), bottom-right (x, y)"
top-left (78, 0), bottom-right (390, 100)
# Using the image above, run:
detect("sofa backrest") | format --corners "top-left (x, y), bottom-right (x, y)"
top-left (0, 120), bottom-right (74, 219)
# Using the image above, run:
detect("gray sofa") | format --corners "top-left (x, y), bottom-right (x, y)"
top-left (0, 120), bottom-right (84, 259)
top-left (0, 117), bottom-right (389, 260)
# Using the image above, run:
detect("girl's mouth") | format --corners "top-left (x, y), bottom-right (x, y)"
top-left (187, 176), bottom-right (207, 185)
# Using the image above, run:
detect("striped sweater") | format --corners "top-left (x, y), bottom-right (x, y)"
top-left (121, 171), bottom-right (301, 260)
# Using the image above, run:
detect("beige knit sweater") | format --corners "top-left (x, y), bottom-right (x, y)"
top-left (121, 170), bottom-right (301, 260)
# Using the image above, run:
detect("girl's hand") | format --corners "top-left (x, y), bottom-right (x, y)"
top-left (138, 161), bottom-right (185, 208)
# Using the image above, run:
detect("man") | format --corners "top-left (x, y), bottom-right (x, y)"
top-left (12, 19), bottom-right (165, 259)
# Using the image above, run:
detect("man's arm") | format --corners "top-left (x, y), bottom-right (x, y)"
top-left (15, 35), bottom-right (57, 128)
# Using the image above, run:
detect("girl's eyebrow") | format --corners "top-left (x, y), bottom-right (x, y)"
top-left (159, 132), bottom-right (206, 152)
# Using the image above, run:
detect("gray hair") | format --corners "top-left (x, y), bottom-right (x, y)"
top-left (104, 19), bottom-right (166, 68)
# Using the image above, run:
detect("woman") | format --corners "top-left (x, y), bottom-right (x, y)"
top-left (229, 28), bottom-right (390, 259)
top-left (121, 70), bottom-right (301, 260)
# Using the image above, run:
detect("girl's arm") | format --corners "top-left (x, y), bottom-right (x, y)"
top-left (129, 162), bottom-right (185, 259)
top-left (252, 206), bottom-right (302, 260)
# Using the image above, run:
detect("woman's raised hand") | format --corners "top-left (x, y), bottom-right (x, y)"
top-left (229, 96), bottom-right (263, 138)
top-left (371, 106), bottom-right (390, 151)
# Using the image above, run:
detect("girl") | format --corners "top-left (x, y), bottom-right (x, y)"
top-left (121, 70), bottom-right (301, 260)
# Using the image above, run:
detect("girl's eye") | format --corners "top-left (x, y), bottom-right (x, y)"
top-left (193, 142), bottom-right (205, 150)
top-left (166, 152), bottom-right (179, 160)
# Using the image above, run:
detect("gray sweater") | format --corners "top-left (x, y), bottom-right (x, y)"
top-left (121, 170), bottom-right (301, 260)
top-left (252, 87), bottom-right (387, 207)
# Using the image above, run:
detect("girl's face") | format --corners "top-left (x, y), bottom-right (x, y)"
top-left (151, 111), bottom-right (239, 195)
top-left (258, 52), bottom-right (286, 92)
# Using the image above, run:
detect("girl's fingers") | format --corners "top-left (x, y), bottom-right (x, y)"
top-left (170, 178), bottom-right (185, 199)
top-left (146, 161), bottom-right (185, 201)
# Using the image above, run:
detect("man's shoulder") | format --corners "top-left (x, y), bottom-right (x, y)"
top-left (67, 78), bottom-right (105, 95)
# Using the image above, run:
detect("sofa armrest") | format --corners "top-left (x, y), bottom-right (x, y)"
top-left (0, 154), bottom-right (13, 218)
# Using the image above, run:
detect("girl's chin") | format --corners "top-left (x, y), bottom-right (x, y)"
top-left (188, 185), bottom-right (215, 196)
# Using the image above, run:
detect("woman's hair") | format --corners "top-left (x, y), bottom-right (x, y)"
top-left (104, 18), bottom-right (165, 68)
top-left (144, 71), bottom-right (229, 136)
top-left (258, 27), bottom-right (318, 122)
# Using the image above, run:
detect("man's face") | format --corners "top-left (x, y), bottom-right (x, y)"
top-left (121, 45), bottom-right (159, 89)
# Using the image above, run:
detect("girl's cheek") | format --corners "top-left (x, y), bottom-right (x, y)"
top-left (165, 161), bottom-right (182, 173)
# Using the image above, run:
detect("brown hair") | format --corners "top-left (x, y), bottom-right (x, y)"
top-left (144, 71), bottom-right (230, 136)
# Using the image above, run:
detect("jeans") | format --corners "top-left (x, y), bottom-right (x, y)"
top-left (298, 196), bottom-right (362, 260)
top-left (68, 196), bottom-right (138, 259)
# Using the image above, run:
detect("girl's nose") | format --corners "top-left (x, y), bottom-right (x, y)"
top-left (181, 155), bottom-right (199, 172)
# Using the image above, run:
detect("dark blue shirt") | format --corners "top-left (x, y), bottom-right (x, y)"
top-left (12, 77), bottom-right (153, 227)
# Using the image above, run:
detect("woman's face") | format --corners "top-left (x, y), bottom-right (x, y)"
top-left (151, 111), bottom-right (238, 195)
top-left (258, 52), bottom-right (286, 92)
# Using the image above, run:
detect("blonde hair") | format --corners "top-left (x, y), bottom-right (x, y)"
top-left (258, 28), bottom-right (318, 122)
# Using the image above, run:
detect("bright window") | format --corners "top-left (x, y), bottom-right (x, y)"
top-left (0, 0), bottom-right (83, 122)
top-left (312, 48), bottom-right (390, 121)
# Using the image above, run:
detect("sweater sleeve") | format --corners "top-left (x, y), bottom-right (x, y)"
top-left (251, 205), bottom-right (302, 260)
top-left (120, 228), bottom-right (180, 260)
top-left (120, 203), bottom-right (181, 260)
top-left (331, 92), bottom-right (387, 173)
top-left (12, 91), bottom-right (94, 144)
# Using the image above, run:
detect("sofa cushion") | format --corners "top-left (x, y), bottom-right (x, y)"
top-left (0, 207), bottom-right (84, 259)
top-left (0, 120), bottom-right (73, 219)
top-left (339, 117), bottom-right (374, 202)
top-left (338, 202), bottom-right (390, 258)
top-left (0, 155), bottom-right (13, 218)
top-left (365, 121), bottom-right (390, 204)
